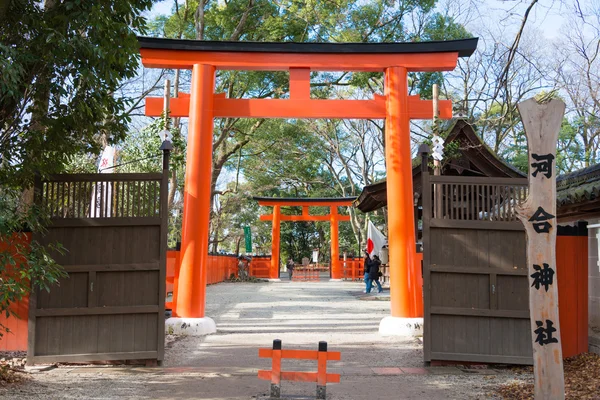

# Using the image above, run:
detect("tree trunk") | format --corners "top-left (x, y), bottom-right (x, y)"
top-left (195, 0), bottom-right (205, 40)
top-left (20, 0), bottom-right (58, 209)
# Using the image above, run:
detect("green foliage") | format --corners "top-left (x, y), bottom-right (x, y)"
top-left (0, 0), bottom-right (153, 188)
top-left (0, 0), bottom-right (151, 332)
top-left (0, 190), bottom-right (66, 337)
top-left (118, 118), bottom-right (185, 173)
top-left (411, 13), bottom-right (473, 98)
top-left (501, 118), bottom-right (584, 175)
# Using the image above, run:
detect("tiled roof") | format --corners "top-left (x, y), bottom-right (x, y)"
top-left (556, 164), bottom-right (600, 206)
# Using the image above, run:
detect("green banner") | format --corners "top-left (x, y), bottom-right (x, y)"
top-left (243, 226), bottom-right (252, 253)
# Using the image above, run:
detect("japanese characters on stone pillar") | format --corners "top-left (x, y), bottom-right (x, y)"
top-left (516, 98), bottom-right (566, 400)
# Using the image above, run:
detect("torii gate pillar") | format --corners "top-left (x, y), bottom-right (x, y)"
top-left (269, 205), bottom-right (281, 280)
top-left (379, 67), bottom-right (422, 335)
top-left (170, 64), bottom-right (217, 334)
top-left (329, 206), bottom-right (342, 280)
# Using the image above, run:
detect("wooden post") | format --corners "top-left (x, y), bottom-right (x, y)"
top-left (432, 84), bottom-right (442, 218)
top-left (432, 84), bottom-right (440, 166)
top-left (316, 341), bottom-right (328, 400)
top-left (516, 98), bottom-right (566, 400)
top-left (271, 339), bottom-right (282, 398)
top-left (158, 135), bottom-right (172, 362)
top-left (164, 79), bottom-right (171, 130)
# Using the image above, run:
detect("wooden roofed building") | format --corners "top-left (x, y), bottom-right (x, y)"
top-left (355, 119), bottom-right (595, 361)
top-left (354, 119), bottom-right (525, 243)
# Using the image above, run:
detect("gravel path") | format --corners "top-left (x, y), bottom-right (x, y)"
top-left (1, 279), bottom-right (525, 399)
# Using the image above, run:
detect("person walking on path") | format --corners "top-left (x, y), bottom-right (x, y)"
top-left (363, 250), bottom-right (371, 293)
top-left (366, 255), bottom-right (383, 293)
top-left (286, 258), bottom-right (295, 280)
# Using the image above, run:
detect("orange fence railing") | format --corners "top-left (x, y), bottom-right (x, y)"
top-left (258, 340), bottom-right (341, 399)
top-left (207, 254), bottom-right (238, 284)
top-left (340, 257), bottom-right (364, 281)
top-left (292, 267), bottom-right (320, 282)
top-left (249, 256), bottom-right (271, 278)
top-left (165, 250), bottom-right (238, 310)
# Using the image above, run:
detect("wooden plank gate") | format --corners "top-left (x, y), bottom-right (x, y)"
top-left (421, 165), bottom-right (533, 364)
top-left (27, 159), bottom-right (169, 364)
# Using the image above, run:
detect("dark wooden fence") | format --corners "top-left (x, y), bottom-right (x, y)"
top-left (27, 154), bottom-right (169, 365)
top-left (421, 164), bottom-right (533, 364)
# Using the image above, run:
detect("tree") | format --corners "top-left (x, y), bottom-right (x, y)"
top-left (551, 3), bottom-right (600, 169)
top-left (1, 0), bottom-right (153, 187)
top-left (0, 0), bottom-right (153, 333)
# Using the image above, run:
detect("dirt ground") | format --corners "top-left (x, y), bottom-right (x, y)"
top-left (1, 279), bottom-right (532, 399)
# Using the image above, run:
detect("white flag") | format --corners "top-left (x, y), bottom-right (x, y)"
top-left (367, 221), bottom-right (386, 257)
top-left (90, 146), bottom-right (115, 218)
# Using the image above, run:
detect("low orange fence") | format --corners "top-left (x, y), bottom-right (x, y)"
top-left (166, 250), bottom-right (238, 310)
top-left (0, 233), bottom-right (32, 351)
top-left (165, 251), bottom-right (180, 310)
top-left (207, 254), bottom-right (238, 284)
top-left (292, 268), bottom-right (320, 281)
top-left (412, 252), bottom-right (423, 317)
top-left (340, 257), bottom-right (364, 281)
top-left (258, 340), bottom-right (341, 399)
top-left (249, 256), bottom-right (271, 278)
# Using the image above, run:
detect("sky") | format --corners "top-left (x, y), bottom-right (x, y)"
top-left (145, 0), bottom-right (579, 40)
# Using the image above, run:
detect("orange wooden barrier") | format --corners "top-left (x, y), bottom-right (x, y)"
top-left (259, 340), bottom-right (340, 399)
top-left (166, 250), bottom-right (238, 313)
top-left (556, 235), bottom-right (588, 358)
top-left (412, 252), bottom-right (424, 318)
top-left (249, 256), bottom-right (271, 278)
top-left (341, 257), bottom-right (364, 281)
top-left (292, 267), bottom-right (320, 282)
top-left (0, 233), bottom-right (32, 351)
top-left (0, 299), bottom-right (28, 352)
top-left (166, 250), bottom-right (180, 310)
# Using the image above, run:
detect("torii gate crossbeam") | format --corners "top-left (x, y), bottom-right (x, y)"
top-left (139, 37), bottom-right (478, 334)
top-left (253, 197), bottom-right (354, 280)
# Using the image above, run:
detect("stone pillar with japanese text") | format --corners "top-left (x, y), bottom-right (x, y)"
top-left (516, 98), bottom-right (566, 400)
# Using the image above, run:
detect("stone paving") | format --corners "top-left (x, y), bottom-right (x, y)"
top-left (0, 279), bottom-right (522, 399)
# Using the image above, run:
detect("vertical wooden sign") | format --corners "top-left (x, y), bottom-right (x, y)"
top-left (516, 98), bottom-right (566, 399)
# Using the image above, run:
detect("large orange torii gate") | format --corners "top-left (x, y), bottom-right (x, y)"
top-left (253, 197), bottom-right (355, 280)
top-left (139, 37), bottom-right (478, 335)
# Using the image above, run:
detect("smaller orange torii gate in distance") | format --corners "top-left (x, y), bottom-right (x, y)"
top-left (253, 197), bottom-right (355, 280)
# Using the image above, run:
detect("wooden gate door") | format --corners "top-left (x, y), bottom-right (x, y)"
top-left (27, 170), bottom-right (168, 364)
top-left (422, 172), bottom-right (533, 364)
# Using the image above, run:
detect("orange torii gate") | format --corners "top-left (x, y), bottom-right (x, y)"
top-left (139, 37), bottom-right (478, 334)
top-left (253, 197), bottom-right (354, 280)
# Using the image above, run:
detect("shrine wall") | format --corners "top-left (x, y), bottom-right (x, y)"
top-left (586, 223), bottom-right (600, 355)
